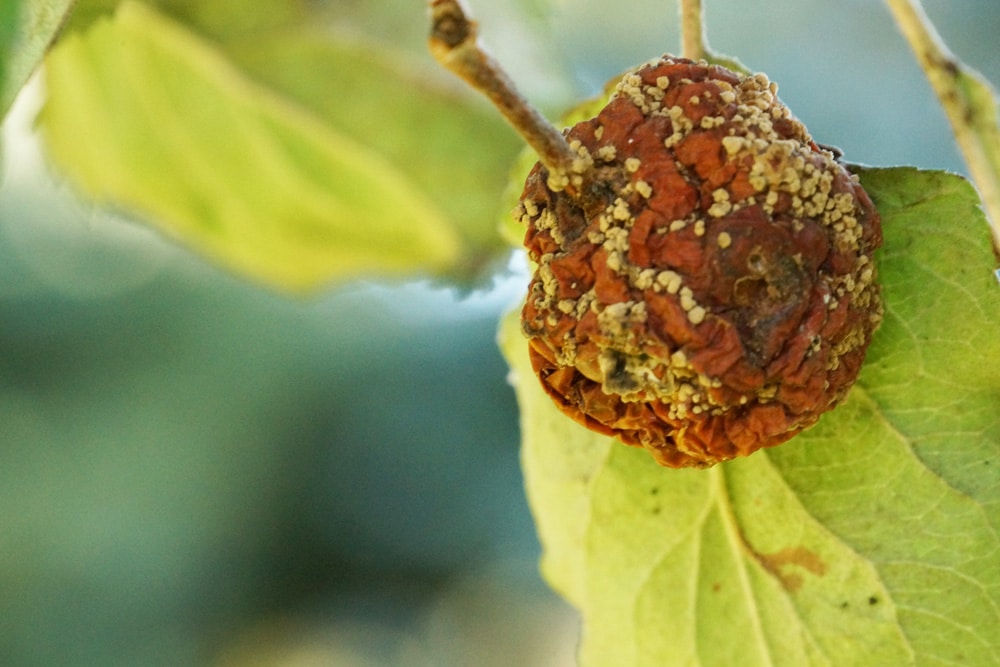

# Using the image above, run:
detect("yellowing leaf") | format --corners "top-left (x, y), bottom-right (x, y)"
top-left (221, 28), bottom-right (523, 269)
top-left (40, 1), bottom-right (463, 291)
top-left (1, 0), bottom-right (76, 120)
top-left (499, 167), bottom-right (1000, 666)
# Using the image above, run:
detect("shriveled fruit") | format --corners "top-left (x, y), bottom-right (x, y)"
top-left (429, 4), bottom-right (882, 468)
top-left (519, 57), bottom-right (882, 467)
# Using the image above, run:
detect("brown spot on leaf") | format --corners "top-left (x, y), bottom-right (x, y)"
top-left (757, 546), bottom-right (828, 593)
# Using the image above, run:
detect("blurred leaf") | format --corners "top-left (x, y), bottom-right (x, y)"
top-left (0, 0), bottom-right (76, 121)
top-left (500, 166), bottom-right (1000, 666)
top-left (223, 27), bottom-right (522, 271)
top-left (63, 0), bottom-right (311, 38)
top-left (40, 1), bottom-right (464, 291)
top-left (62, 0), bottom-right (524, 278)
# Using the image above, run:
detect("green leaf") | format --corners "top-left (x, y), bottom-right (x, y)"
top-left (499, 166), bottom-right (1000, 666)
top-left (952, 63), bottom-right (1000, 249)
top-left (883, 0), bottom-right (1000, 255)
top-left (0, 0), bottom-right (76, 121)
top-left (39, 1), bottom-right (464, 291)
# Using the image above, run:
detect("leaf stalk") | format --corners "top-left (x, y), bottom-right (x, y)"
top-left (680, 0), bottom-right (708, 61)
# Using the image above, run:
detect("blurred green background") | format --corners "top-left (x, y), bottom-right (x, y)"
top-left (1, 1), bottom-right (997, 665)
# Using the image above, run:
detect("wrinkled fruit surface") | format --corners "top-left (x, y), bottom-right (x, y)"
top-left (517, 56), bottom-right (882, 468)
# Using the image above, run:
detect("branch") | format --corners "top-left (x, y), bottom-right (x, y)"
top-left (428, 0), bottom-right (581, 184)
top-left (884, 0), bottom-right (1000, 255)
